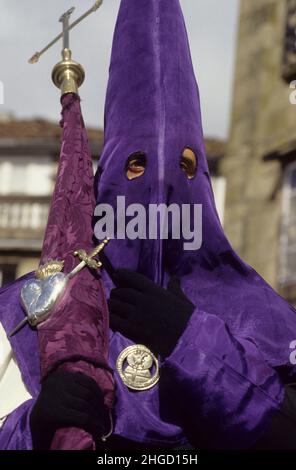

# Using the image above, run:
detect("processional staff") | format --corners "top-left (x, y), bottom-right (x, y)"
top-left (9, 1), bottom-right (109, 337)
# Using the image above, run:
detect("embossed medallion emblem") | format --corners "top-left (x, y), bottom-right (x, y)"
top-left (116, 345), bottom-right (160, 391)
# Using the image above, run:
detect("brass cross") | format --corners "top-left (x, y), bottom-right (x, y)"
top-left (29, 1), bottom-right (103, 64)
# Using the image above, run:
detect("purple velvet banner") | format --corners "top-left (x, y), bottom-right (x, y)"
top-left (37, 93), bottom-right (114, 450)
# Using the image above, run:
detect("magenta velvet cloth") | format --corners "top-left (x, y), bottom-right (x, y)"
top-left (38, 93), bottom-right (114, 449)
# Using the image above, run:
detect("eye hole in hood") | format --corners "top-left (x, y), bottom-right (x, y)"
top-left (180, 147), bottom-right (197, 180)
top-left (125, 151), bottom-right (146, 180)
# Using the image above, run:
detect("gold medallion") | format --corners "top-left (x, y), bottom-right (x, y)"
top-left (116, 345), bottom-right (160, 391)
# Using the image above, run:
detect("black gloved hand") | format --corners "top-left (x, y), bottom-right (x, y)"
top-left (108, 269), bottom-right (195, 359)
top-left (30, 370), bottom-right (108, 450)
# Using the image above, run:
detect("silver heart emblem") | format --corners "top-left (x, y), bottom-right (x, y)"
top-left (21, 272), bottom-right (68, 326)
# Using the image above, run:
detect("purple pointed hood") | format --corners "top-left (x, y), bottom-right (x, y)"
top-left (96, 0), bottom-right (296, 373)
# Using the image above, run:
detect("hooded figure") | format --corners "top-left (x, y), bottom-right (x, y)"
top-left (95, 0), bottom-right (296, 449)
top-left (1, 0), bottom-right (296, 451)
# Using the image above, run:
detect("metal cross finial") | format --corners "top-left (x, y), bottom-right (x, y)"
top-left (28, 0), bottom-right (103, 64)
top-left (59, 7), bottom-right (75, 50)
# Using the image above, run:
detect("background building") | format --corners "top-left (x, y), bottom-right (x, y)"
top-left (222, 0), bottom-right (296, 304)
top-left (0, 115), bottom-right (103, 285)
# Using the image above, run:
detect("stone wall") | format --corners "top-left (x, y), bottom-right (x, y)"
top-left (223, 0), bottom-right (296, 288)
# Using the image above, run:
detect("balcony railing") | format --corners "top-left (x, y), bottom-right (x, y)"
top-left (0, 196), bottom-right (49, 233)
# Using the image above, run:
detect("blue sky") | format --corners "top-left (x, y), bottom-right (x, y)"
top-left (0, 0), bottom-right (240, 139)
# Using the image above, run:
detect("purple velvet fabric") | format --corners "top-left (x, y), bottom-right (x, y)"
top-left (0, 0), bottom-right (296, 450)
top-left (0, 294), bottom-right (288, 447)
top-left (0, 400), bottom-right (35, 450)
top-left (0, 273), bottom-right (39, 450)
top-left (37, 93), bottom-right (114, 449)
top-left (0, 278), bottom-right (283, 449)
top-left (94, 0), bottom-right (296, 447)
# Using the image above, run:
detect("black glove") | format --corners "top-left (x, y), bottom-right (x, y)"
top-left (108, 269), bottom-right (195, 359)
top-left (30, 370), bottom-right (108, 450)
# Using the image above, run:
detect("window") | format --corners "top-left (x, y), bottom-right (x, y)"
top-left (0, 265), bottom-right (16, 287)
top-left (280, 162), bottom-right (296, 285)
top-left (282, 0), bottom-right (296, 82)
top-left (0, 158), bottom-right (53, 196)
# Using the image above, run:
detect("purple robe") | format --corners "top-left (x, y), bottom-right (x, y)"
top-left (94, 0), bottom-right (295, 448)
top-left (0, 0), bottom-right (295, 450)
top-left (0, 274), bottom-right (285, 449)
